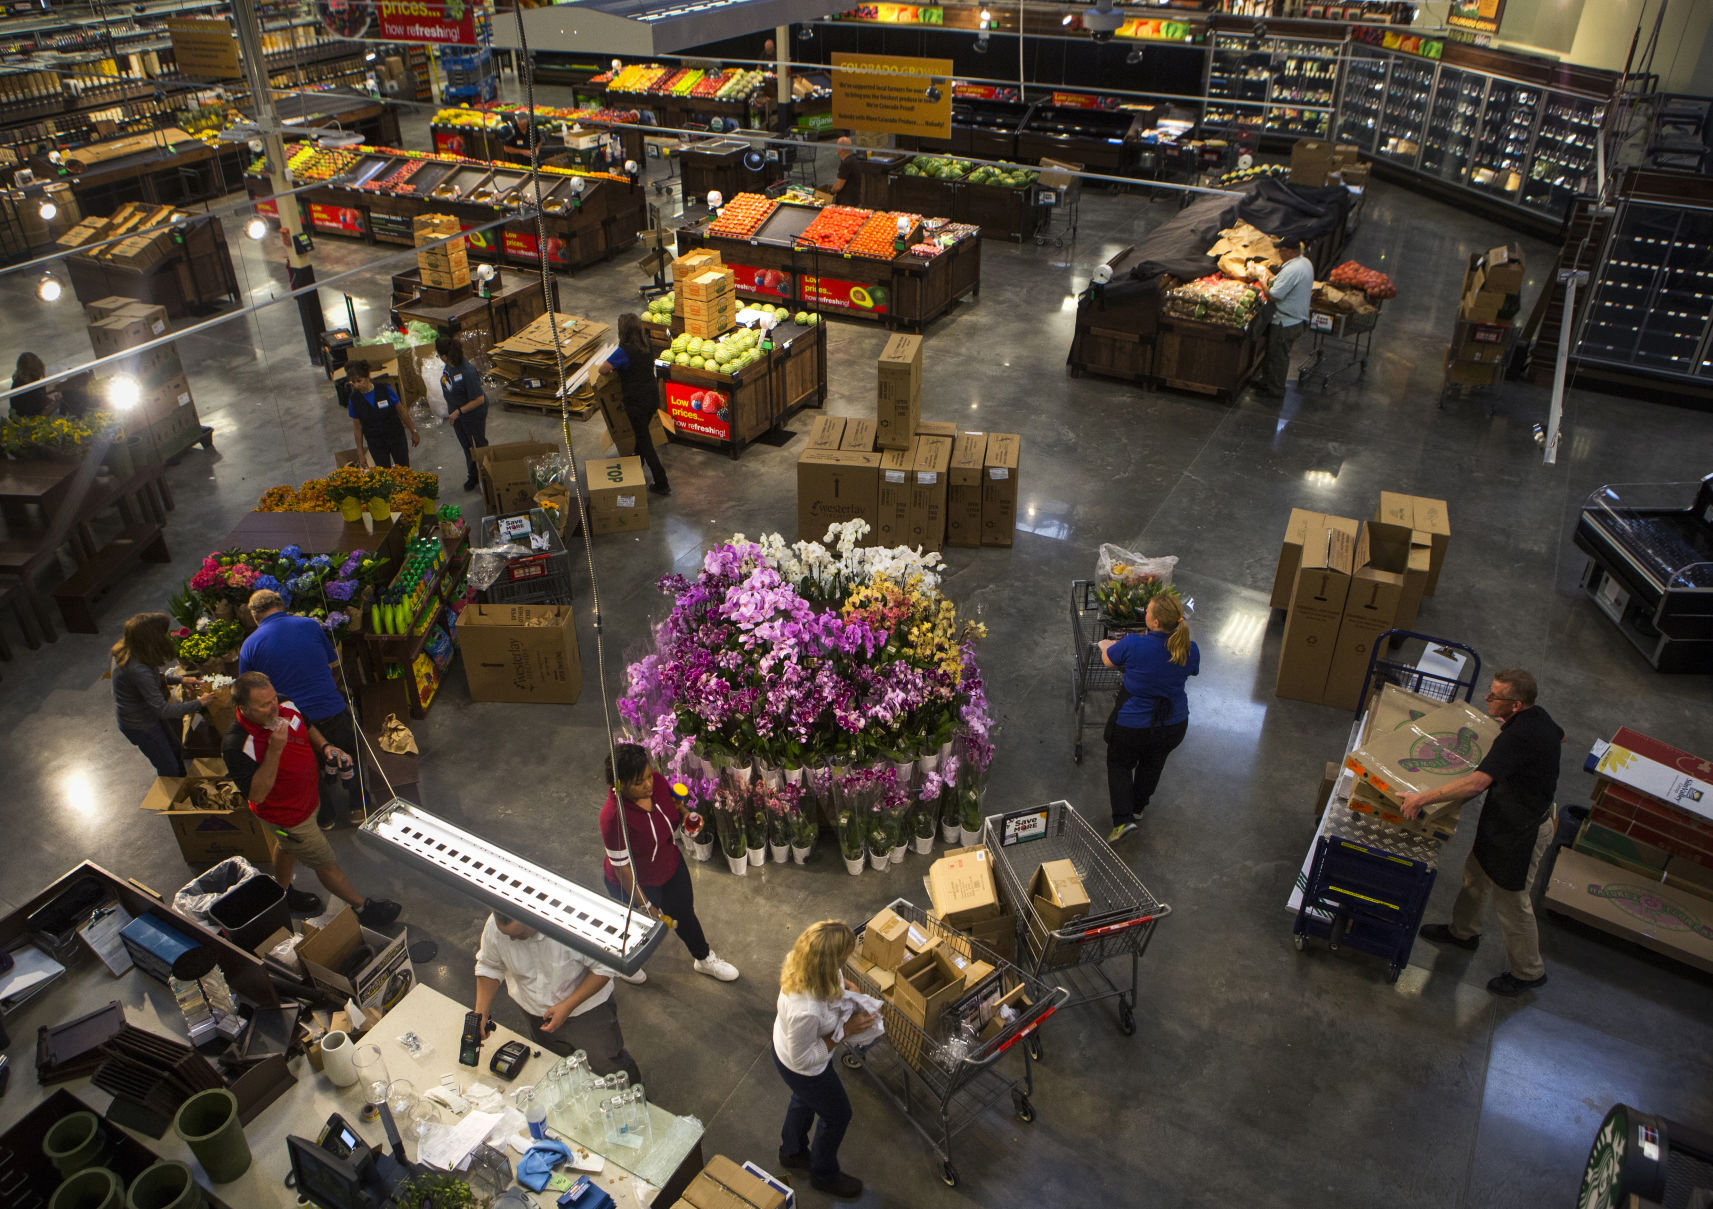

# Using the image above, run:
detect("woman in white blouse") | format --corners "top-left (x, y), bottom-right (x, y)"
top-left (771, 920), bottom-right (875, 1200)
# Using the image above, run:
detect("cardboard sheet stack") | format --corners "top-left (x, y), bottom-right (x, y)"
top-left (486, 311), bottom-right (614, 412)
top-left (797, 335), bottom-right (1020, 549)
top-left (1445, 244), bottom-right (1525, 388)
top-left (1270, 492), bottom-right (1449, 710)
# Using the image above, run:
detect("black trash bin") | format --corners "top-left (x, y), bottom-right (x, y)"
top-left (209, 877), bottom-right (290, 952)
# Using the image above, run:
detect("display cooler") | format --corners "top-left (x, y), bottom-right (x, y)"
top-left (1574, 476), bottom-right (1713, 673)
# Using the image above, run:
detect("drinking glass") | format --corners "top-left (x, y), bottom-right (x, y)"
top-left (353, 1045), bottom-right (390, 1108)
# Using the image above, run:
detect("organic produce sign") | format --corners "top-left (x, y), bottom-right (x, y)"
top-left (665, 380), bottom-right (731, 441)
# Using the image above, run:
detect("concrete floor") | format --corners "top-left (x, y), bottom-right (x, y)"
top-left (4, 92), bottom-right (1713, 1207)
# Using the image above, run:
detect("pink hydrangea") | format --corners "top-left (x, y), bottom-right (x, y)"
top-left (226, 563), bottom-right (257, 587)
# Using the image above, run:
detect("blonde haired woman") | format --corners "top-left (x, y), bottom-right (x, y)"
top-left (772, 920), bottom-right (874, 1199)
top-left (1098, 592), bottom-right (1200, 843)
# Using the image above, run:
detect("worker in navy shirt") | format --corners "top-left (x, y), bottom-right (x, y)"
top-left (437, 335), bottom-right (489, 491)
top-left (1097, 592), bottom-right (1200, 842)
top-left (595, 313), bottom-right (670, 496)
top-left (346, 358), bottom-right (418, 469)
top-left (239, 589), bottom-right (364, 828)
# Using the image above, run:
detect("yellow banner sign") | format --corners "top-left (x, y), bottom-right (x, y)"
top-left (831, 53), bottom-right (952, 140)
top-left (168, 18), bottom-right (241, 79)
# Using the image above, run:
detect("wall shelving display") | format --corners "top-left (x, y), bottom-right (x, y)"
top-left (1420, 66), bottom-right (1483, 185)
top-left (1577, 200), bottom-right (1713, 384)
top-left (1334, 46), bottom-right (1386, 151)
top-left (1204, 33), bottom-right (1338, 137)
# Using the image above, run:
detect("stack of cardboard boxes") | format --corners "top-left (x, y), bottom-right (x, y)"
top-left (1341, 690), bottom-right (1500, 844)
top-left (675, 251), bottom-right (738, 340)
top-left (1445, 244), bottom-right (1525, 388)
top-left (57, 201), bottom-right (188, 270)
top-left (459, 602), bottom-right (583, 705)
top-left (670, 1156), bottom-right (791, 1209)
top-left (797, 335), bottom-right (1021, 549)
top-left (414, 213), bottom-right (470, 290)
top-left (1289, 140), bottom-right (1371, 188)
top-left (85, 295), bottom-right (203, 457)
top-left (1271, 492), bottom-right (1449, 709)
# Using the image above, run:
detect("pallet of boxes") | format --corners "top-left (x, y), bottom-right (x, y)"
top-left (1545, 728), bottom-right (1713, 974)
top-left (414, 213), bottom-right (470, 290)
top-left (796, 333), bottom-right (1021, 549)
top-left (85, 295), bottom-right (208, 460)
top-left (488, 311), bottom-right (624, 423)
top-left (1271, 491), bottom-right (1448, 710)
top-left (1443, 244), bottom-right (1525, 396)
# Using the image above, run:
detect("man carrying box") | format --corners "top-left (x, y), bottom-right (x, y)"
top-left (222, 672), bottom-right (403, 928)
top-left (1403, 668), bottom-right (1563, 997)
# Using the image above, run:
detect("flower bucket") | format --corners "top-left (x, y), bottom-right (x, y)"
top-left (758, 764), bottom-right (782, 790)
top-left (688, 837), bottom-right (714, 862)
top-left (940, 821), bottom-right (962, 844)
top-left (867, 851), bottom-right (889, 872)
top-left (784, 766), bottom-right (804, 786)
top-left (843, 856), bottom-right (864, 876)
top-left (366, 495), bottom-right (390, 519)
top-left (912, 835), bottom-right (934, 856)
top-left (746, 846), bottom-right (765, 867)
top-left (339, 498), bottom-right (364, 523)
top-left (889, 845), bottom-right (906, 865)
top-left (961, 825), bottom-right (983, 847)
top-left (791, 845), bottom-right (812, 865)
top-left (917, 751), bottom-right (941, 780)
top-left (768, 842), bottom-right (790, 864)
top-left (725, 854), bottom-right (748, 876)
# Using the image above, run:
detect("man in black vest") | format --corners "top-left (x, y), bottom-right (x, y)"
top-left (597, 313), bottom-right (670, 496)
top-left (346, 359), bottom-right (419, 469)
top-left (1402, 667), bottom-right (1563, 997)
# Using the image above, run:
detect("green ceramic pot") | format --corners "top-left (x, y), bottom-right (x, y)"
top-left (124, 1163), bottom-right (205, 1209)
top-left (42, 1112), bottom-right (106, 1177)
top-left (171, 1090), bottom-right (250, 1184)
top-left (48, 1167), bottom-right (124, 1209)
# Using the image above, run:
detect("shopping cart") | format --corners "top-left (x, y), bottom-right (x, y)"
top-left (843, 899), bottom-right (1065, 1188)
top-left (1297, 302), bottom-right (1380, 393)
top-left (1355, 630), bottom-right (1482, 720)
top-left (984, 801), bottom-right (1170, 1041)
top-left (1068, 579), bottom-right (1128, 763)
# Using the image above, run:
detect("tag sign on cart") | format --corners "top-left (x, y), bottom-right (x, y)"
top-left (496, 515), bottom-right (533, 542)
top-left (998, 808), bottom-right (1050, 847)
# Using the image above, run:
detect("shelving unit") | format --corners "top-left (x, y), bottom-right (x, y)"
top-left (1204, 31), bottom-right (1339, 138)
top-left (358, 535), bottom-right (470, 719)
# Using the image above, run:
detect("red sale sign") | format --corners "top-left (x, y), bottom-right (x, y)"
top-left (729, 263), bottom-right (887, 314)
top-left (502, 230), bottom-right (568, 266)
top-left (308, 203), bottom-right (365, 235)
top-left (377, 0), bottom-right (478, 45)
top-left (665, 379), bottom-right (731, 442)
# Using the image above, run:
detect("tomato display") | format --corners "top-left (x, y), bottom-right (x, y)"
top-left (797, 205), bottom-right (868, 251)
top-left (708, 193), bottom-right (778, 239)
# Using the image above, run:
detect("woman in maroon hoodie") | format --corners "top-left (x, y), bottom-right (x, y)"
top-left (600, 744), bottom-right (739, 982)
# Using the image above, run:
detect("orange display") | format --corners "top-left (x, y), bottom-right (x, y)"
top-left (798, 205), bottom-right (869, 251)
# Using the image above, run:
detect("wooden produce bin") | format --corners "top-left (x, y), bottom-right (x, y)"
top-left (956, 179), bottom-right (1042, 243)
top-left (662, 318), bottom-right (826, 457)
top-left (678, 139), bottom-right (782, 204)
top-left (838, 151), bottom-right (911, 210)
top-left (1153, 311), bottom-right (1270, 402)
top-left (1068, 246), bottom-right (1161, 383)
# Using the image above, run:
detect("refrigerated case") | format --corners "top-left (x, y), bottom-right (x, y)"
top-left (1205, 32), bottom-right (1340, 138)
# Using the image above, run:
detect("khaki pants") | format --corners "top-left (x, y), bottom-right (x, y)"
top-left (1450, 808), bottom-right (1556, 980)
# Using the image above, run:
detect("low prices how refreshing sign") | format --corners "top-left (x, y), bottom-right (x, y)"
top-left (502, 230), bottom-right (568, 266)
top-left (377, 0), bottom-right (478, 45)
top-left (665, 380), bottom-right (731, 442)
top-left (729, 264), bottom-right (889, 314)
top-left (308, 203), bottom-right (365, 235)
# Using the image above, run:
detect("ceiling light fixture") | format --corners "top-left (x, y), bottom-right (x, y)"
top-left (246, 216), bottom-right (267, 240)
top-left (36, 272), bottom-right (62, 302)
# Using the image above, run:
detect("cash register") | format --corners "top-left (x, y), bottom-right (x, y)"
top-left (287, 1104), bottom-right (416, 1209)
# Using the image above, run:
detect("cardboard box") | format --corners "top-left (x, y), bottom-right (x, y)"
top-left (1348, 778), bottom-right (1460, 843)
top-left (909, 433), bottom-right (952, 549)
top-left (678, 1155), bottom-right (789, 1209)
top-left (796, 449), bottom-right (879, 543)
top-left (1481, 243), bottom-right (1526, 295)
top-left (1574, 820), bottom-right (1672, 878)
top-left (139, 762), bottom-right (277, 865)
top-left (585, 456), bottom-right (649, 535)
top-left (683, 311), bottom-right (735, 340)
top-left (1344, 699), bottom-right (1502, 810)
top-left (88, 314), bottom-right (153, 356)
top-left (927, 904), bottom-right (1016, 963)
top-left (913, 420), bottom-right (956, 439)
top-left (861, 906), bottom-right (910, 971)
top-left (86, 295), bottom-right (137, 321)
top-left (1270, 508), bottom-right (1344, 611)
top-left (1321, 525), bottom-right (1407, 712)
top-left (876, 334), bottom-right (922, 450)
top-left (475, 440), bottom-right (557, 515)
top-left (1275, 515), bottom-right (1357, 704)
top-left (1545, 847), bottom-right (1713, 976)
top-left (1664, 856), bottom-right (1713, 902)
top-left (804, 415), bottom-right (845, 453)
top-left (845, 952), bottom-right (894, 995)
top-left (926, 847), bottom-right (1000, 927)
top-left (679, 267), bottom-right (737, 301)
top-left (1361, 681), bottom-right (1441, 746)
top-left (671, 248), bottom-right (723, 284)
top-left (138, 372), bottom-right (194, 426)
top-left (980, 433), bottom-right (1020, 548)
top-left (875, 444), bottom-right (914, 547)
top-left (1315, 760), bottom-right (1341, 819)
top-left (1290, 139), bottom-right (1336, 186)
top-left (1594, 730), bottom-right (1713, 824)
top-left (298, 907), bottom-right (414, 1016)
top-left (677, 290), bottom-right (737, 322)
top-left (839, 417), bottom-right (876, 452)
top-left (459, 604), bottom-right (583, 704)
top-left (890, 941), bottom-right (964, 1033)
top-left (1377, 493), bottom-right (1450, 596)
top-left (946, 431), bottom-right (987, 548)
top-left (1357, 521), bottom-right (1432, 631)
top-left (1028, 859), bottom-right (1091, 930)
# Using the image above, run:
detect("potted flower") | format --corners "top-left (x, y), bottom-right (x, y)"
top-left (713, 787), bottom-right (747, 876)
top-left (911, 785), bottom-right (939, 855)
top-left (762, 782), bottom-right (796, 864)
top-left (937, 753), bottom-right (964, 843)
top-left (787, 796), bottom-right (817, 864)
top-left (866, 805), bottom-right (893, 872)
top-left (325, 466), bottom-right (369, 524)
top-left (836, 808), bottom-right (864, 875)
top-left (680, 803), bottom-right (714, 862)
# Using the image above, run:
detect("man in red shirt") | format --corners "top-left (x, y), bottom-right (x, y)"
top-left (223, 672), bottom-right (401, 926)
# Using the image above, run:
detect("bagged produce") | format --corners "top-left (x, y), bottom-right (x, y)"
top-left (1327, 260), bottom-right (1397, 301)
top-left (1163, 275), bottom-right (1263, 327)
top-left (1097, 544), bottom-right (1177, 587)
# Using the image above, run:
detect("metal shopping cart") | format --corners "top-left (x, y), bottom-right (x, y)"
top-left (984, 801), bottom-right (1170, 1042)
top-left (1297, 303), bottom-right (1381, 393)
top-left (1355, 630), bottom-right (1482, 719)
top-left (1068, 579), bottom-right (1129, 763)
top-left (844, 899), bottom-right (1065, 1188)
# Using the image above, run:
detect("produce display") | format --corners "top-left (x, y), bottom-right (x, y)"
top-left (608, 64), bottom-right (668, 93)
top-left (708, 192), bottom-right (778, 239)
top-left (375, 160), bottom-right (430, 194)
top-left (1163, 275), bottom-right (1264, 327)
top-left (287, 145), bottom-right (360, 182)
top-left (687, 68), bottom-right (766, 100)
top-left (797, 205), bottom-right (868, 251)
top-left (432, 107), bottom-right (509, 129)
top-left (901, 155), bottom-right (1040, 188)
top-left (1328, 260), bottom-right (1397, 300)
top-left (663, 326), bottom-right (771, 373)
top-left (1214, 164), bottom-right (1290, 189)
top-left (644, 293), bottom-right (677, 323)
top-left (845, 211), bottom-right (918, 260)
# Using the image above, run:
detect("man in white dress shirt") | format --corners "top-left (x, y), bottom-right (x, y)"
top-left (473, 911), bottom-right (642, 1083)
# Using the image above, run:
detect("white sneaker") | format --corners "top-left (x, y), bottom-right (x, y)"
top-left (692, 952), bottom-right (739, 982)
top-left (615, 968), bottom-right (648, 985)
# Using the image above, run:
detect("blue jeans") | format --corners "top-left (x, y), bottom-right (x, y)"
top-left (774, 1053), bottom-right (851, 1179)
top-left (122, 721), bottom-right (185, 778)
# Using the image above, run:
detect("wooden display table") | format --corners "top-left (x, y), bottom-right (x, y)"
top-left (395, 275), bottom-right (549, 343)
top-left (677, 139), bottom-right (782, 205)
top-left (1153, 311), bottom-right (1271, 402)
top-left (660, 317), bottom-right (827, 457)
top-left (65, 214), bottom-right (239, 318)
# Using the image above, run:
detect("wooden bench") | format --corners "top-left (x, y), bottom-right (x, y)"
top-left (0, 544), bottom-right (60, 645)
top-left (52, 522), bottom-right (171, 634)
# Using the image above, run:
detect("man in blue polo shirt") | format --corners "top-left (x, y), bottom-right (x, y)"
top-left (239, 589), bottom-right (363, 828)
top-left (1258, 237), bottom-right (1314, 398)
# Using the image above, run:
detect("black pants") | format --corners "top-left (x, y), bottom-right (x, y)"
top-left (1261, 322), bottom-right (1304, 395)
top-left (122, 720), bottom-right (185, 777)
top-left (364, 425), bottom-right (411, 468)
top-left (528, 999), bottom-right (642, 1085)
top-left (603, 860), bottom-right (708, 961)
top-left (308, 706), bottom-right (365, 825)
top-left (626, 405), bottom-right (667, 489)
top-left (452, 402), bottom-right (489, 482)
top-left (775, 1053), bottom-right (851, 1179)
top-left (1106, 719), bottom-right (1189, 825)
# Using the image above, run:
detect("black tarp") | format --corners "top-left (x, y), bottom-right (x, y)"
top-left (1126, 176), bottom-right (1352, 284)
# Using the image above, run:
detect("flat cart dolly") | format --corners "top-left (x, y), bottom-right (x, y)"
top-left (1297, 302), bottom-right (1380, 393)
top-left (984, 800), bottom-right (1170, 1043)
top-left (844, 898), bottom-right (1065, 1188)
